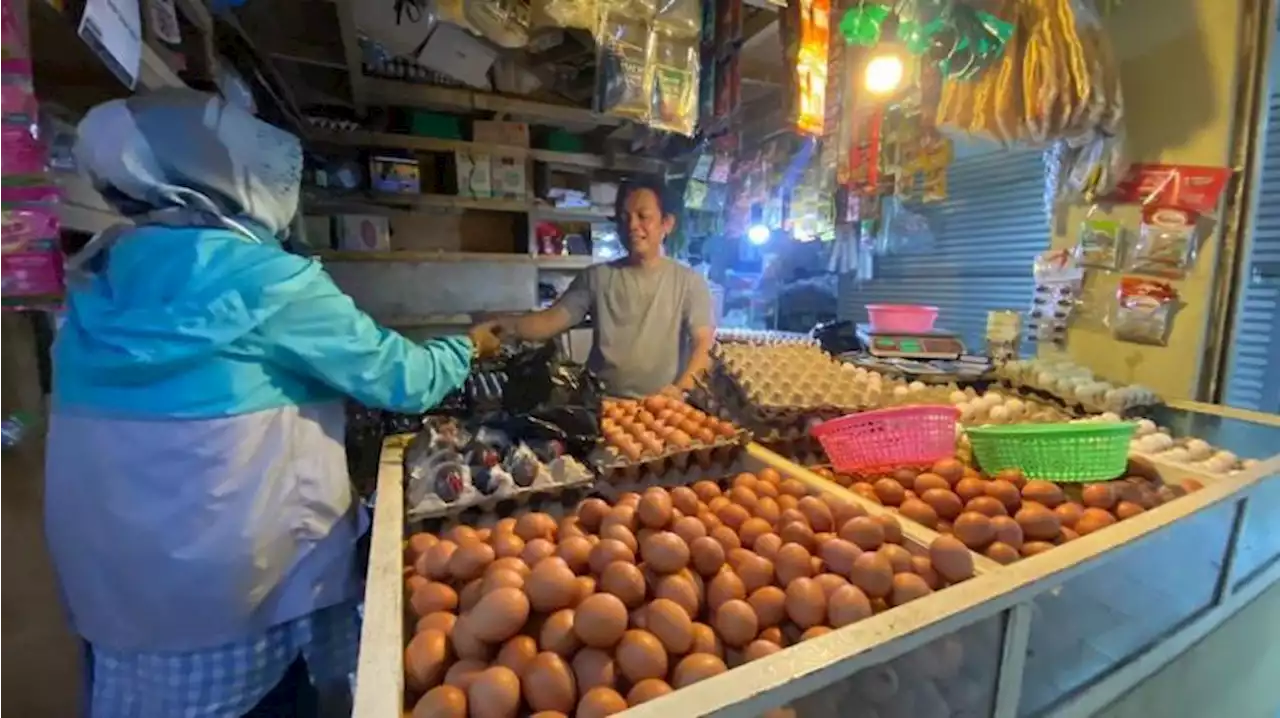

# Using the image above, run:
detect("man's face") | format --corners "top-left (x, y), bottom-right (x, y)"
top-left (620, 188), bottom-right (674, 260)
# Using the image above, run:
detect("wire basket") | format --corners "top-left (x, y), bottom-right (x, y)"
top-left (810, 405), bottom-right (959, 474)
top-left (966, 422), bottom-right (1137, 482)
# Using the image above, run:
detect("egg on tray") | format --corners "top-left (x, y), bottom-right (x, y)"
top-left (400, 472), bottom-right (978, 717)
top-left (598, 397), bottom-right (740, 466)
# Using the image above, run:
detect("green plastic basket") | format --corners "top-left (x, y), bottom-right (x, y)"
top-left (966, 422), bottom-right (1137, 482)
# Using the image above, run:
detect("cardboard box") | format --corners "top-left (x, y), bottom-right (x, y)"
top-left (416, 22), bottom-right (498, 89)
top-left (491, 155), bottom-right (527, 200)
top-left (336, 215), bottom-right (391, 252)
top-left (473, 120), bottom-right (531, 148)
top-left (456, 151), bottom-right (492, 198)
top-left (370, 155), bottom-right (420, 194)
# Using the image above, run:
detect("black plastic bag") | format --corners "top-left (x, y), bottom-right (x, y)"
top-left (492, 342), bottom-right (603, 458)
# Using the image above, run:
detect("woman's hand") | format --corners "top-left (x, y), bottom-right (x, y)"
top-left (467, 321), bottom-right (504, 359)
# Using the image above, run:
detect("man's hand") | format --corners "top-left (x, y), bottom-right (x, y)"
top-left (467, 321), bottom-right (504, 359)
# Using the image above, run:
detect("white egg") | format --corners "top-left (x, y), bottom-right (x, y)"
top-left (1136, 435), bottom-right (1164, 453)
top-left (950, 390), bottom-right (969, 405)
top-left (907, 381), bottom-right (925, 392)
top-left (1099, 412), bottom-right (1121, 423)
top-left (1129, 440), bottom-right (1144, 452)
top-left (1135, 419), bottom-right (1157, 437)
top-left (1037, 371), bottom-right (1057, 388)
top-left (1185, 439), bottom-right (1212, 462)
top-left (988, 406), bottom-right (1011, 423)
top-left (1207, 455), bottom-right (1236, 473)
top-left (1149, 433), bottom-right (1174, 452)
top-left (958, 402), bottom-right (976, 423)
top-left (1242, 459), bottom-right (1259, 469)
top-left (1190, 460), bottom-right (1221, 475)
top-left (1211, 450), bottom-right (1237, 465)
top-left (893, 386), bottom-right (910, 398)
top-left (1004, 398), bottom-right (1026, 416)
top-left (1160, 447), bottom-right (1191, 464)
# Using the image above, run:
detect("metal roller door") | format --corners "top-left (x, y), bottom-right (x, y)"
top-left (838, 149), bottom-right (1050, 350)
top-left (1223, 93), bottom-right (1280, 413)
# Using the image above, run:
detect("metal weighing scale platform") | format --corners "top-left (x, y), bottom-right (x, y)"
top-left (856, 324), bottom-right (967, 359)
top-left (845, 325), bottom-right (993, 383)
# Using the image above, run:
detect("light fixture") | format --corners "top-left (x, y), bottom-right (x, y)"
top-left (865, 53), bottom-right (905, 94)
top-left (748, 224), bottom-right (772, 246)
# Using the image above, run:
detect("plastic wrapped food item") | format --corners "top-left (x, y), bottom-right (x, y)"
top-left (464, 0), bottom-right (529, 48)
top-left (595, 8), bottom-right (652, 121)
top-left (654, 0), bottom-right (701, 38)
top-left (1127, 206), bottom-right (1198, 278)
top-left (649, 28), bottom-right (700, 135)
top-left (1077, 215), bottom-right (1122, 269)
top-left (1111, 276), bottom-right (1178, 346)
top-left (531, 0), bottom-right (597, 30)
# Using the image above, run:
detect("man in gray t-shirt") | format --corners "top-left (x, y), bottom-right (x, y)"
top-left (485, 182), bottom-right (716, 398)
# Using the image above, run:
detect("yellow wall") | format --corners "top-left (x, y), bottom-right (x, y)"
top-left (1045, 0), bottom-right (1245, 400)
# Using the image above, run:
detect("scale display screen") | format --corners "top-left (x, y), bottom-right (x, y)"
top-left (863, 332), bottom-right (965, 359)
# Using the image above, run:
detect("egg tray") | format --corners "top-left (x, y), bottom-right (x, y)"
top-left (404, 479), bottom-right (597, 535)
top-left (589, 428), bottom-right (752, 485)
top-left (693, 377), bottom-right (856, 435)
top-left (404, 455), bottom-right (597, 524)
top-left (996, 381), bottom-right (1162, 419)
top-left (703, 365), bottom-right (870, 419)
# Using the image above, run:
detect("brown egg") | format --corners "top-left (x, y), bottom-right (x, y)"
top-left (627, 678), bottom-right (674, 706)
top-left (717, 503), bottom-right (753, 533)
top-left (526, 557), bottom-right (578, 612)
top-left (872, 478), bottom-right (907, 506)
top-left (578, 687), bottom-right (629, 718)
top-left (412, 685), bottom-right (467, 718)
top-left (796, 496), bottom-right (835, 532)
top-left (1022, 480), bottom-right (1065, 508)
top-left (654, 573), bottom-right (700, 618)
top-left (451, 614), bottom-right (494, 661)
top-left (457, 579), bottom-right (484, 613)
top-left (818, 538), bottom-right (863, 575)
top-left (727, 486), bottom-right (759, 511)
top-left (615, 630), bottom-right (669, 683)
top-left (849, 552), bottom-right (894, 598)
top-left (420, 541), bottom-right (458, 581)
top-left (1075, 507), bottom-right (1118, 535)
top-left (708, 524), bottom-right (742, 554)
top-left (839, 516), bottom-right (886, 551)
top-left (574, 593), bottom-right (628, 648)
top-left (735, 517), bottom-right (771, 549)
top-left (682, 623), bottom-right (719, 659)
top-left (670, 516), bottom-right (708, 546)
top-left (489, 533), bottom-right (526, 560)
top-left (995, 467), bottom-right (1026, 488)
top-left (777, 494), bottom-right (801, 511)
top-left (467, 666), bottom-right (520, 718)
top-left (405, 629), bottom-right (449, 692)
top-left (1053, 502), bottom-right (1084, 529)
top-left (444, 659), bottom-right (488, 691)
top-left (953, 478), bottom-right (987, 504)
top-left (410, 582), bottom-right (458, 617)
top-left (521, 538), bottom-right (557, 568)
top-left (751, 497), bottom-right (781, 525)
top-left (929, 536), bottom-right (974, 582)
top-left (744, 533), bottom-right (777, 562)
top-left (1015, 504), bottom-right (1062, 542)
top-left (416, 611), bottom-right (457, 637)
top-left (877, 544), bottom-right (913, 574)
top-left (599, 562), bottom-right (647, 608)
top-left (736, 554), bottom-right (776, 593)
top-left (602, 505), bottom-right (639, 535)
top-left (931, 458), bottom-right (965, 485)
top-left (1082, 484), bottom-right (1118, 510)
top-left (470, 587), bottom-right (530, 642)
top-left (446, 525), bottom-right (481, 546)
top-left (826, 495), bottom-right (867, 525)
top-left (522, 652), bottom-right (576, 715)
top-left (774, 543), bottom-right (815, 585)
top-left (922, 489), bottom-right (964, 521)
top-left (1021, 541), bottom-right (1056, 557)
top-left (488, 556), bottom-right (531, 578)
top-left (672, 653), bottom-right (728, 688)
top-left (899, 499), bottom-right (940, 529)
top-left (990, 515), bottom-right (1024, 549)
top-left (529, 713), bottom-right (569, 718)
top-left (669, 486), bottom-right (699, 515)
top-left (572, 647), bottom-right (617, 696)
top-left (591, 538), bottom-right (639, 577)
top-left (965, 496), bottom-right (1009, 518)
top-left (779, 521), bottom-right (818, 553)
top-left (984, 480), bottom-right (1022, 513)
top-left (890, 573), bottom-right (933, 606)
top-left (814, 573), bottom-right (851, 599)
top-left (539, 608), bottom-right (581, 658)
top-left (707, 569), bottom-right (746, 611)
top-left (1058, 526), bottom-right (1081, 543)
top-left (578, 498), bottom-right (612, 532)
top-left (890, 468), bottom-right (918, 489)
top-left (692, 480), bottom-right (722, 502)
top-left (448, 541), bottom-right (495, 582)
top-left (641, 531), bottom-right (691, 574)
top-left (784, 577), bottom-right (827, 629)
top-left (742, 639), bottom-right (782, 662)
top-left (598, 526), bottom-right (639, 558)
top-left (801, 626), bottom-right (833, 641)
top-left (985, 542), bottom-right (1021, 564)
top-left (828, 584), bottom-right (873, 627)
top-left (914, 473), bottom-right (951, 495)
top-left (637, 489), bottom-right (674, 529)
top-left (1115, 500), bottom-right (1146, 520)
top-left (572, 576), bottom-right (597, 606)
top-left (554, 536), bottom-right (592, 576)
top-left (910, 556), bottom-right (942, 589)
top-left (495, 635), bottom-right (537, 676)
top-left (952, 512), bottom-right (996, 550)
top-left (647, 598), bottom-right (694, 654)
top-left (689, 535), bottom-right (727, 577)
top-left (515, 513), bottom-right (557, 543)
top-left (779, 478), bottom-right (809, 498)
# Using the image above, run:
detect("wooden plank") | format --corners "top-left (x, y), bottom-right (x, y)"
top-left (314, 250), bottom-right (598, 269)
top-left (303, 189), bottom-right (612, 220)
top-left (361, 78), bottom-right (623, 127)
top-left (352, 440), bottom-right (406, 718)
top-left (333, 0), bottom-right (366, 110)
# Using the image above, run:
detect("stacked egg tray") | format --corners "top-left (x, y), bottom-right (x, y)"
top-left (591, 430), bottom-right (752, 485)
top-left (994, 381), bottom-right (1160, 421)
top-left (691, 367), bottom-right (854, 442)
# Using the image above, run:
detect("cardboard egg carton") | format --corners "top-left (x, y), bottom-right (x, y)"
top-left (590, 429), bottom-right (751, 485)
top-left (405, 454), bottom-right (596, 523)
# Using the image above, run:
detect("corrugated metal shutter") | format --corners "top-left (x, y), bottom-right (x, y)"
top-left (838, 149), bottom-right (1049, 350)
top-left (1223, 93), bottom-right (1280, 413)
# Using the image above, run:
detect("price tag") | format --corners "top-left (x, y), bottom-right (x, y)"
top-left (78, 0), bottom-right (142, 90)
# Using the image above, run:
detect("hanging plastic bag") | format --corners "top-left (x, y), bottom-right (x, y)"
top-left (649, 28), bottom-right (700, 135)
top-left (531, 0), bottom-right (597, 30)
top-left (1076, 214), bottom-right (1122, 270)
top-left (1126, 206), bottom-right (1199, 279)
top-left (654, 0), bottom-right (701, 39)
top-left (1111, 276), bottom-right (1178, 346)
top-left (495, 342), bottom-right (604, 458)
top-left (595, 7), bottom-right (652, 121)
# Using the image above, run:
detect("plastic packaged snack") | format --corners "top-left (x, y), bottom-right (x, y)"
top-left (654, 0), bottom-right (701, 38)
top-left (1112, 276), bottom-right (1178, 346)
top-left (1029, 249), bottom-right (1084, 347)
top-left (1127, 206), bottom-right (1198, 278)
top-left (1077, 215), bottom-right (1123, 269)
top-left (595, 8), bottom-right (652, 121)
top-left (531, 0), bottom-right (597, 30)
top-left (649, 29), bottom-right (700, 135)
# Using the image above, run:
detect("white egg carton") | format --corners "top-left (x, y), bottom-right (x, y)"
top-left (405, 455), bottom-right (597, 524)
top-left (996, 358), bottom-right (1162, 415)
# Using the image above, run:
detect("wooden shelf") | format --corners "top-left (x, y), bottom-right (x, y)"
top-left (302, 189), bottom-right (611, 220)
top-left (361, 78), bottom-right (623, 129)
top-left (306, 129), bottom-right (665, 174)
top-left (312, 250), bottom-right (598, 270)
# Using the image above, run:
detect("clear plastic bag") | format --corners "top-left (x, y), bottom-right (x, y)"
top-left (1077, 215), bottom-right (1123, 270)
top-left (1111, 276), bottom-right (1178, 346)
top-left (649, 29), bottom-right (699, 135)
top-left (1029, 250), bottom-right (1084, 347)
top-left (654, 0), bottom-right (701, 38)
top-left (531, 0), bottom-right (597, 30)
top-left (1127, 206), bottom-right (1198, 278)
top-left (595, 8), bottom-right (652, 121)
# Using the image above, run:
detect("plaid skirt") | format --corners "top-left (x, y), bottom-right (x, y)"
top-left (85, 602), bottom-right (360, 718)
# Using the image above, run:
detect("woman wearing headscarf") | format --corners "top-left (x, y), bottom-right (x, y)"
top-left (44, 89), bottom-right (499, 717)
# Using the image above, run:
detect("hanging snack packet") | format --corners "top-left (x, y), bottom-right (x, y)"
top-left (1077, 216), bottom-right (1123, 270)
top-left (649, 29), bottom-right (700, 135)
top-left (1127, 206), bottom-right (1198, 278)
top-left (1112, 276), bottom-right (1178, 346)
top-left (595, 8), bottom-right (652, 122)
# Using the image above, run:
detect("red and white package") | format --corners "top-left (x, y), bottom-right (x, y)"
top-left (1127, 206), bottom-right (1200, 279)
top-left (1111, 276), bottom-right (1179, 346)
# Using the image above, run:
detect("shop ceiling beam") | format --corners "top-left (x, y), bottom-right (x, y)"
top-left (362, 78), bottom-right (625, 128)
top-left (333, 0), bottom-right (367, 111)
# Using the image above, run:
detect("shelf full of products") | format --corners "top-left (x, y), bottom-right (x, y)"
top-left (353, 341), bottom-right (1280, 718)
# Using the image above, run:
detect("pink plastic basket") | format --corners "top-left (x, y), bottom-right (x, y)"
top-left (810, 405), bottom-right (959, 474)
top-left (866, 304), bottom-right (939, 333)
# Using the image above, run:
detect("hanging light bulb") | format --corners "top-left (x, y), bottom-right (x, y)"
top-left (748, 224), bottom-right (771, 246)
top-left (865, 53), bottom-right (905, 94)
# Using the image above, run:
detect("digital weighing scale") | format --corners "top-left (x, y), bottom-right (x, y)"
top-left (856, 324), bottom-right (967, 360)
